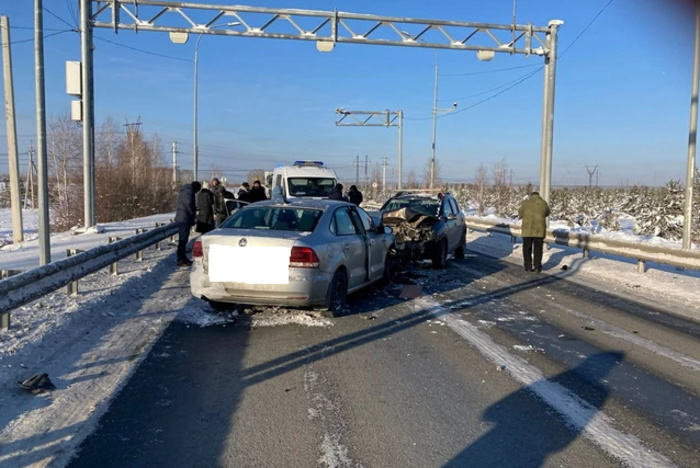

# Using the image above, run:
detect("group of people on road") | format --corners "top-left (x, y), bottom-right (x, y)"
top-left (328, 183), bottom-right (363, 206)
top-left (174, 177), bottom-right (269, 266)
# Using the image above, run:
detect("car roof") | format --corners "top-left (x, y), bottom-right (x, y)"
top-left (244, 199), bottom-right (354, 210)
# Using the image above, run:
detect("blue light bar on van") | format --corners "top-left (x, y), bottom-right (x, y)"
top-left (293, 160), bottom-right (324, 167)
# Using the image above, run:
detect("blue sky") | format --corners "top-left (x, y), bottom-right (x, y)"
top-left (0, 0), bottom-right (696, 187)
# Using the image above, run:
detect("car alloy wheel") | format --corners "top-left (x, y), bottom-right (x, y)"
top-left (324, 269), bottom-right (348, 317)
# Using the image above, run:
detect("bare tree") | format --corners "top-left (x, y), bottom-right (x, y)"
top-left (492, 159), bottom-right (509, 216)
top-left (474, 164), bottom-right (487, 215)
top-left (422, 158), bottom-right (442, 188)
top-left (47, 113), bottom-right (83, 228)
top-left (247, 169), bottom-right (266, 184)
top-left (406, 170), bottom-right (419, 189)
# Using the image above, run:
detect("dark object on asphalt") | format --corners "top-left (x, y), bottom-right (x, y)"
top-left (561, 265), bottom-right (568, 271)
top-left (19, 373), bottom-right (56, 394)
top-left (380, 192), bottom-right (466, 268)
top-left (583, 326), bottom-right (595, 331)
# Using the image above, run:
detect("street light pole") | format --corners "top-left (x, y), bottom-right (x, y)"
top-left (193, 34), bottom-right (201, 182)
top-left (430, 50), bottom-right (438, 189)
top-left (190, 22), bottom-right (240, 183)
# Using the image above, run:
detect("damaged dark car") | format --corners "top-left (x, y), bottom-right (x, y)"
top-left (379, 192), bottom-right (466, 268)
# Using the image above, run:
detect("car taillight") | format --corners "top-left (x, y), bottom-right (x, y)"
top-left (193, 240), bottom-right (203, 258)
top-left (289, 246), bottom-right (319, 268)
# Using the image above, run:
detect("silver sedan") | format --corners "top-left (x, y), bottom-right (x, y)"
top-left (190, 198), bottom-right (394, 316)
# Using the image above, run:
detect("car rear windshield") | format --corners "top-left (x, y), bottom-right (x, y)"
top-left (287, 177), bottom-right (337, 197)
top-left (221, 206), bottom-right (323, 232)
top-left (382, 198), bottom-right (440, 216)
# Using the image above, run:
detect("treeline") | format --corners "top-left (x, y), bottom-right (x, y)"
top-left (36, 115), bottom-right (177, 230)
top-left (357, 160), bottom-right (700, 244)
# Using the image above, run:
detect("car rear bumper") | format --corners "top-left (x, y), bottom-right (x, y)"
top-left (190, 262), bottom-right (332, 307)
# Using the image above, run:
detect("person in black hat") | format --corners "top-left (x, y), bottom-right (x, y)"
top-left (347, 185), bottom-right (363, 206)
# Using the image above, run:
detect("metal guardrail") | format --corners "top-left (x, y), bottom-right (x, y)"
top-left (464, 217), bottom-right (700, 273)
top-left (0, 222), bottom-right (179, 330)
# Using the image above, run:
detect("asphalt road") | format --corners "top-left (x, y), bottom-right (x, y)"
top-left (67, 252), bottom-right (700, 468)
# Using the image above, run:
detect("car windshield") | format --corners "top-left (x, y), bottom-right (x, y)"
top-left (382, 198), bottom-right (440, 217)
top-left (287, 177), bottom-right (337, 197)
top-left (220, 206), bottom-right (323, 232)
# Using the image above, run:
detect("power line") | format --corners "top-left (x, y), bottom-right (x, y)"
top-left (9, 29), bottom-right (74, 45)
top-left (441, 63), bottom-right (541, 77)
top-left (440, 71), bottom-right (544, 102)
top-left (43, 6), bottom-right (78, 30)
top-left (559, 0), bottom-right (614, 58)
top-left (408, 1), bottom-right (614, 120)
top-left (93, 36), bottom-right (191, 62)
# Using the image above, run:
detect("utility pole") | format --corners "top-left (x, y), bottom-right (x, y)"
top-left (596, 169), bottom-right (599, 187)
top-left (364, 154), bottom-right (369, 188)
top-left (382, 157), bottom-right (388, 192)
top-left (684, 0), bottom-right (700, 250)
top-left (172, 141), bottom-right (178, 185)
top-left (355, 155), bottom-right (360, 186)
top-left (585, 164), bottom-right (598, 189)
top-left (35, 0), bottom-right (50, 264)
top-left (25, 145), bottom-right (35, 209)
top-left (1, 15), bottom-right (23, 243)
top-left (80, 0), bottom-right (96, 229)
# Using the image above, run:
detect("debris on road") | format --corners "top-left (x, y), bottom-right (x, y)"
top-left (399, 285), bottom-right (423, 299)
top-left (18, 373), bottom-right (56, 394)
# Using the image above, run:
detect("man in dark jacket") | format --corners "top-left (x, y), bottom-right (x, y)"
top-left (328, 183), bottom-right (347, 201)
top-left (518, 191), bottom-right (551, 273)
top-left (248, 179), bottom-right (267, 203)
top-left (347, 185), bottom-right (363, 206)
top-left (174, 181), bottom-right (201, 266)
top-left (212, 178), bottom-right (228, 227)
top-left (195, 181), bottom-right (215, 234)
top-left (237, 182), bottom-right (250, 202)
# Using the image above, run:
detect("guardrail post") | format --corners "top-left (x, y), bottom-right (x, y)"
top-left (135, 229), bottom-right (147, 261)
top-left (1, 269), bottom-right (22, 330)
top-left (583, 248), bottom-right (590, 259)
top-left (65, 249), bottom-right (84, 296)
top-left (154, 223), bottom-right (164, 250)
top-left (108, 237), bottom-right (122, 275)
top-left (637, 259), bottom-right (646, 273)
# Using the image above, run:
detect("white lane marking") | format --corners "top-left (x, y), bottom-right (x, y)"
top-left (417, 296), bottom-right (676, 468)
top-left (304, 370), bottom-right (363, 468)
top-left (455, 264), bottom-right (700, 374)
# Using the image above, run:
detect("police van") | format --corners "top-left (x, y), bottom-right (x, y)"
top-left (264, 161), bottom-right (338, 199)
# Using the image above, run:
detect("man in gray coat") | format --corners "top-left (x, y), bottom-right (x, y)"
top-left (518, 191), bottom-right (550, 273)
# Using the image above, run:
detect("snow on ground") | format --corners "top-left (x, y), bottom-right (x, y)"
top-left (0, 211), bottom-right (175, 271)
top-left (465, 224), bottom-right (700, 322)
top-left (0, 209), bottom-right (39, 250)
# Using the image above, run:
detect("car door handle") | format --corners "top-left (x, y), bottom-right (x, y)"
top-left (343, 243), bottom-right (351, 252)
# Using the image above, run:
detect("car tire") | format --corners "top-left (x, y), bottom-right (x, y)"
top-left (208, 300), bottom-right (233, 311)
top-left (379, 254), bottom-right (393, 286)
top-left (322, 269), bottom-right (348, 318)
top-left (454, 229), bottom-right (466, 259)
top-left (432, 239), bottom-right (448, 269)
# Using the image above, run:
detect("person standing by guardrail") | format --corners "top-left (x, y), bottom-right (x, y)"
top-left (212, 178), bottom-right (228, 227)
top-left (518, 191), bottom-right (550, 273)
top-left (195, 181), bottom-right (215, 234)
top-left (175, 181), bottom-right (201, 267)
